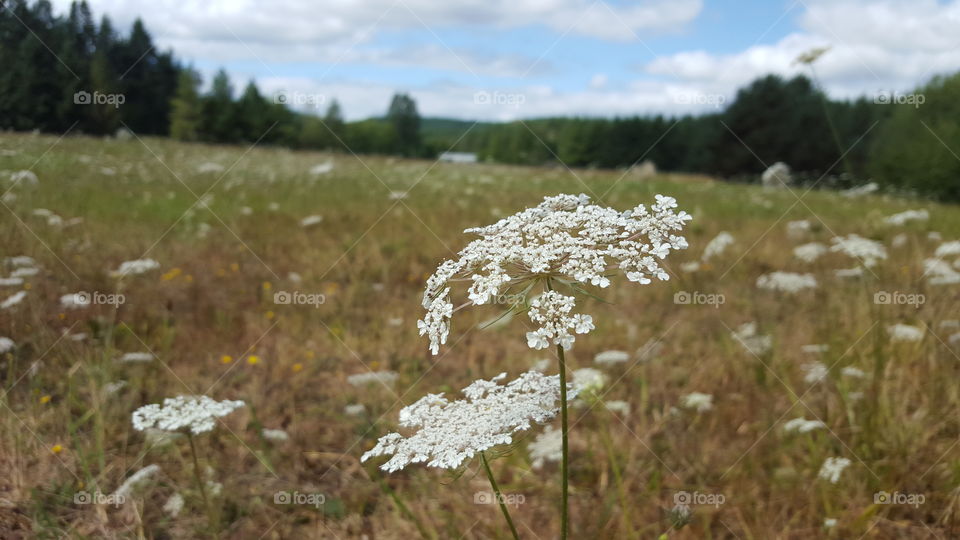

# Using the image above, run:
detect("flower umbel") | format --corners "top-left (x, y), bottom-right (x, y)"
top-left (361, 370), bottom-right (577, 472)
top-left (417, 193), bottom-right (691, 354)
top-left (132, 395), bottom-right (245, 435)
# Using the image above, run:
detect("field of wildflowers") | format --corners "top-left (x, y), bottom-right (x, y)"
top-left (2, 132), bottom-right (960, 538)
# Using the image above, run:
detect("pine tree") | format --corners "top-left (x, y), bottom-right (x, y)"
top-left (169, 69), bottom-right (201, 141)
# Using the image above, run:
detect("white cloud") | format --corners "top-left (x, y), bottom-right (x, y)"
top-left (647, 0), bottom-right (960, 100)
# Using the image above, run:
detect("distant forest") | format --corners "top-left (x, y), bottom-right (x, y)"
top-left (3, 0), bottom-right (960, 201)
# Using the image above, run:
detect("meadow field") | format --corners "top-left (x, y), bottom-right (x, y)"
top-left (3, 131), bottom-right (960, 539)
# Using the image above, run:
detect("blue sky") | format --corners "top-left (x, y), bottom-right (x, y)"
top-left (52, 0), bottom-right (960, 120)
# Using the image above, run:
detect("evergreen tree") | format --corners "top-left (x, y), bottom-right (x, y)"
top-left (169, 69), bottom-right (202, 141)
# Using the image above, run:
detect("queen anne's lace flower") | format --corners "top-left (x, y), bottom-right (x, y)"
top-left (888, 324), bottom-right (924, 342)
top-left (111, 258), bottom-right (160, 278)
top-left (528, 425), bottom-right (562, 469)
top-left (361, 370), bottom-right (576, 472)
top-left (829, 235), bottom-right (887, 268)
top-left (417, 194), bottom-right (691, 354)
top-left (680, 392), bottom-right (713, 412)
top-left (701, 232), bottom-right (734, 261)
top-left (0, 337), bottom-right (14, 354)
top-left (132, 395), bottom-right (245, 435)
top-left (783, 417), bottom-right (826, 433)
top-left (113, 464), bottom-right (162, 500)
top-left (731, 322), bottom-right (772, 355)
top-left (802, 362), bottom-right (829, 384)
top-left (935, 240), bottom-right (960, 258)
top-left (883, 209), bottom-right (929, 226)
top-left (594, 350), bottom-right (630, 365)
top-left (818, 457), bottom-right (851, 484)
top-left (793, 242), bottom-right (827, 263)
top-left (756, 272), bottom-right (817, 293)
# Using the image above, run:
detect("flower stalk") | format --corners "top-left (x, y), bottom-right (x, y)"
top-left (480, 451), bottom-right (520, 540)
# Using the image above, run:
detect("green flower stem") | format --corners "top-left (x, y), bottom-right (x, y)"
top-left (480, 451), bottom-right (520, 540)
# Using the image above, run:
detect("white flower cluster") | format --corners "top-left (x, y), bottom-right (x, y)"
top-left (0, 337), bottom-right (14, 354)
top-left (935, 240), bottom-right (960, 258)
top-left (111, 258), bottom-right (160, 278)
top-left (528, 425), bottom-right (562, 470)
top-left (883, 209), bottom-right (929, 226)
top-left (829, 234), bottom-right (887, 267)
top-left (132, 395), bottom-right (245, 435)
top-left (756, 272), bottom-right (817, 294)
top-left (731, 322), bottom-right (772, 355)
top-left (793, 242), bottom-right (827, 263)
top-left (680, 392), bottom-right (713, 412)
top-left (783, 417), bottom-right (826, 434)
top-left (347, 370), bottom-right (399, 387)
top-left (417, 193), bottom-right (691, 354)
top-left (525, 291), bottom-right (594, 350)
top-left (924, 258), bottom-right (960, 285)
top-left (802, 361), bottom-right (829, 384)
top-left (361, 370), bottom-right (576, 472)
top-left (818, 456), bottom-right (851, 484)
top-left (594, 350), bottom-right (630, 365)
top-left (572, 367), bottom-right (606, 394)
top-left (701, 231), bottom-right (734, 261)
top-left (888, 323), bottom-right (924, 343)
top-left (113, 464), bottom-right (162, 500)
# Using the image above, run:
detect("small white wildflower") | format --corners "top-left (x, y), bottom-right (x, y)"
top-left (783, 417), bottom-right (826, 434)
top-left (300, 215), bottom-right (323, 227)
top-left (196, 162), bottom-right (225, 174)
top-left (802, 362), bottom-right (829, 384)
top-left (388, 190), bottom-right (408, 200)
top-left (528, 425), bottom-right (562, 470)
top-left (841, 182), bottom-right (878, 198)
top-left (117, 352), bottom-right (154, 363)
top-left (731, 322), bottom-right (772, 355)
top-left (206, 481), bottom-right (222, 497)
top-left (834, 267), bottom-right (864, 278)
top-left (163, 493), bottom-right (184, 517)
top-left (113, 464), bottom-right (162, 500)
top-left (801, 344), bottom-right (828, 354)
top-left (883, 209), bottom-right (929, 226)
top-left (111, 259), bottom-right (160, 278)
top-left (756, 272), bottom-right (817, 294)
top-left (786, 219), bottom-right (811, 239)
top-left (9, 170), bottom-right (39, 187)
top-left (0, 277), bottom-right (24, 286)
top-left (818, 457), bottom-right (851, 484)
top-left (1, 290), bottom-right (27, 310)
top-left (262, 428), bottom-right (289, 442)
top-left (0, 337), bottom-right (14, 353)
top-left (309, 161), bottom-right (334, 175)
top-left (793, 242), bottom-right (827, 263)
top-left (679, 261), bottom-right (700, 273)
top-left (830, 234), bottom-right (887, 268)
top-left (605, 400), bottom-right (630, 416)
top-left (60, 293), bottom-right (91, 310)
top-left (572, 367), bottom-right (606, 393)
top-left (4, 255), bottom-right (36, 267)
top-left (10, 267), bottom-right (39, 277)
top-left (924, 258), bottom-right (960, 285)
top-left (891, 233), bottom-right (908, 248)
top-left (362, 371), bottom-right (576, 472)
top-left (824, 518), bottom-right (838, 529)
top-left (888, 324), bottom-right (924, 343)
top-left (594, 350), bottom-right (630, 366)
top-left (702, 231), bottom-right (734, 261)
top-left (928, 231), bottom-right (943, 241)
top-left (104, 380), bottom-right (127, 395)
top-left (347, 371), bottom-right (398, 387)
top-left (418, 193), bottom-right (691, 354)
top-left (935, 241), bottom-right (960, 258)
top-left (680, 392), bottom-right (713, 412)
top-left (344, 403), bottom-right (366, 416)
top-left (132, 395), bottom-right (245, 435)
top-left (841, 366), bottom-right (866, 378)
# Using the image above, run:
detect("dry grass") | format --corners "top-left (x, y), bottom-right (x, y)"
top-left (2, 132), bottom-right (960, 538)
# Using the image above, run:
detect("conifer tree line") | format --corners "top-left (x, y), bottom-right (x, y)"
top-left (3, 0), bottom-right (960, 200)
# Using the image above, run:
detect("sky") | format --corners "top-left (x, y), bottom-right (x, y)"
top-left (50, 0), bottom-right (960, 121)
